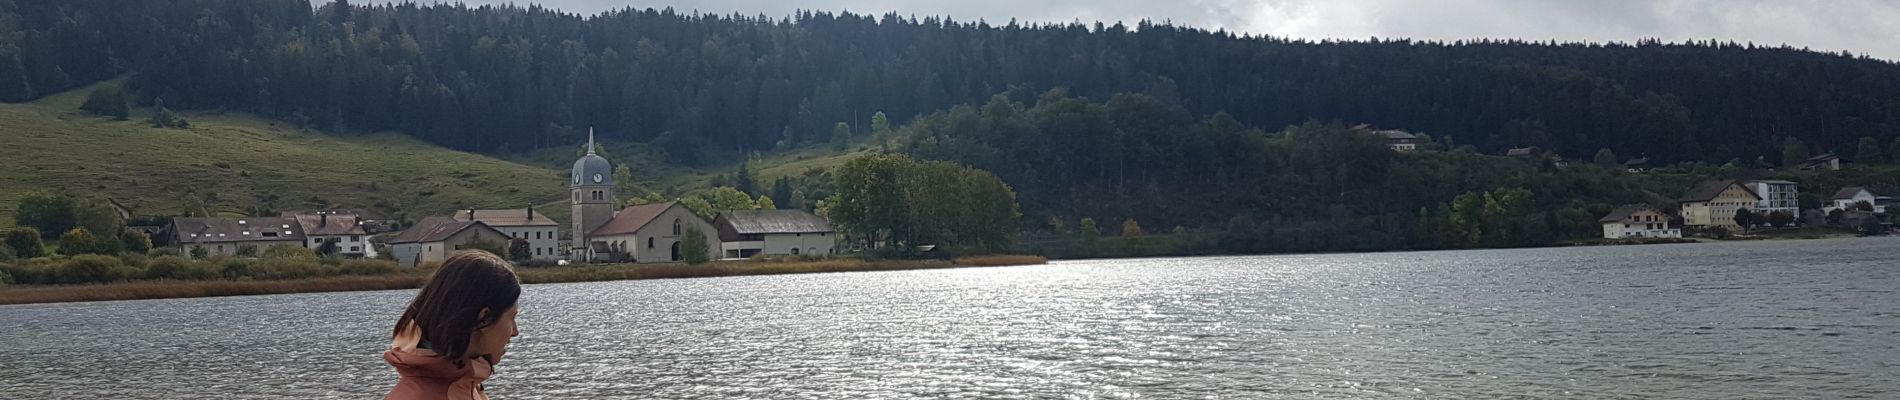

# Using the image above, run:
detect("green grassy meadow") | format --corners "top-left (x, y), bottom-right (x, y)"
top-left (0, 82), bottom-right (571, 228)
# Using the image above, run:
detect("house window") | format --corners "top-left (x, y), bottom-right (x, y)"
top-left (791, 248), bottom-right (800, 255)
top-left (350, 246), bottom-right (360, 252)
top-left (350, 235), bottom-right (360, 242)
top-left (574, 192), bottom-right (580, 202)
top-left (647, 237), bottom-right (655, 249)
top-left (672, 219), bottom-right (681, 235)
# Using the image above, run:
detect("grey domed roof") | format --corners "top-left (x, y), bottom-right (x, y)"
top-left (571, 130), bottom-right (613, 187)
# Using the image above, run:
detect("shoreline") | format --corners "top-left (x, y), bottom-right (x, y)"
top-left (0, 256), bottom-right (1048, 306)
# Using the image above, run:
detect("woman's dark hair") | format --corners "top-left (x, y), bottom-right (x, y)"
top-left (393, 250), bottom-right (521, 363)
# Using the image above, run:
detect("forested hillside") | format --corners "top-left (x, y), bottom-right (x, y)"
top-left (8, 0), bottom-right (1900, 255)
top-left (5, 0), bottom-right (1900, 164)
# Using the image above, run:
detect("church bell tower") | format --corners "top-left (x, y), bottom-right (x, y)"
top-left (571, 128), bottom-right (616, 261)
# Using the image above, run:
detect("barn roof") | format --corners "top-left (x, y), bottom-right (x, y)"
top-left (172, 217), bottom-right (305, 244)
top-left (716, 210), bottom-right (834, 234)
top-left (389, 217), bottom-right (501, 244)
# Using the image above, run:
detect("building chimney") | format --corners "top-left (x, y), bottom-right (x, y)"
top-left (526, 205), bottom-right (534, 220)
top-left (320, 213), bottom-right (328, 227)
top-left (467, 209), bottom-right (476, 220)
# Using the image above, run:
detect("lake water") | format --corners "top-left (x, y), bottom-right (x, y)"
top-left (2, 238), bottom-right (1897, 399)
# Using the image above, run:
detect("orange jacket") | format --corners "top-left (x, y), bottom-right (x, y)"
top-left (384, 324), bottom-right (491, 400)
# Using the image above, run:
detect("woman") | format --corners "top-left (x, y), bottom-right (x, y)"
top-left (384, 251), bottom-right (522, 400)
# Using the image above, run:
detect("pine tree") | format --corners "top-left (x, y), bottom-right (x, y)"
top-left (1781, 137), bottom-right (1811, 167)
top-left (680, 227), bottom-right (710, 265)
top-left (1593, 148), bottom-right (1617, 166)
top-left (831, 122), bottom-right (852, 150)
top-left (1856, 136), bottom-right (1884, 164)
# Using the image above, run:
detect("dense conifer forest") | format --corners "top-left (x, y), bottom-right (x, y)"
top-left (6, 0), bottom-right (1900, 254)
top-left (6, 0), bottom-right (1900, 161)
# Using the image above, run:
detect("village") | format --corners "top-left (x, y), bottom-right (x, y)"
top-left (159, 132), bottom-right (839, 268)
top-left (138, 126), bottom-right (1899, 269)
top-left (1363, 125), bottom-right (1895, 241)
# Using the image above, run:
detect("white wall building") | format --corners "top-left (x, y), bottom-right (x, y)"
top-left (713, 210), bottom-right (837, 259)
top-left (1826, 187), bottom-right (1887, 213)
top-left (1599, 205), bottom-right (1681, 239)
top-left (290, 211), bottom-right (374, 258)
top-left (453, 208), bottom-right (560, 261)
top-left (1744, 180), bottom-right (1800, 218)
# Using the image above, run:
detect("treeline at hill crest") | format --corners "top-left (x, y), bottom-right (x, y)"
top-left (5, 0), bottom-right (1900, 164)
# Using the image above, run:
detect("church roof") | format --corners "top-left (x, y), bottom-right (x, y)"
top-left (589, 202), bottom-right (682, 237)
top-left (571, 128), bottom-right (612, 188)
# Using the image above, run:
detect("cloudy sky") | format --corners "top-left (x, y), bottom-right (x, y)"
top-left (393, 0), bottom-right (1900, 60)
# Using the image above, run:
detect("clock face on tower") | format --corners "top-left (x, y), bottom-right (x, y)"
top-left (593, 173), bottom-right (604, 183)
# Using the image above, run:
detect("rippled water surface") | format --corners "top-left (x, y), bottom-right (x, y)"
top-left (4, 238), bottom-right (1899, 399)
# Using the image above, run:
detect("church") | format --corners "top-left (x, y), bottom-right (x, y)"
top-left (569, 130), bottom-right (721, 263)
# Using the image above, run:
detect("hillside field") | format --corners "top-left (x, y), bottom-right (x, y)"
top-left (0, 82), bottom-right (572, 229)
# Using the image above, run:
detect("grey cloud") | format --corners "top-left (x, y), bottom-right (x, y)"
top-left (385, 0), bottom-right (1900, 60)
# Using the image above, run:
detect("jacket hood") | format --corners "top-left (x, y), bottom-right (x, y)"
top-left (384, 348), bottom-right (473, 380)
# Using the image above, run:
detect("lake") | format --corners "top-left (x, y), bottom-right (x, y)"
top-left (2, 238), bottom-right (1896, 399)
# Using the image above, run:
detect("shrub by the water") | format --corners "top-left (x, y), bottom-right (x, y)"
top-left (219, 258), bottom-right (252, 279)
top-left (119, 253), bottom-right (149, 269)
top-left (0, 268), bottom-right (12, 285)
top-left (339, 259), bottom-right (399, 276)
top-left (262, 244), bottom-right (317, 260)
top-left (0, 258), bottom-right (55, 284)
top-left (58, 228), bottom-right (122, 256)
top-left (120, 231), bottom-right (152, 254)
top-left (252, 258), bottom-right (326, 280)
top-left (144, 256), bottom-right (219, 280)
top-left (5, 228), bottom-right (45, 258)
top-left (58, 255), bottom-right (129, 284)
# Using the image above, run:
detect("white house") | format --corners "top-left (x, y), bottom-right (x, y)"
top-left (289, 211), bottom-right (374, 258)
top-left (1826, 187), bottom-right (1887, 213)
top-left (388, 217), bottom-right (510, 268)
top-left (453, 208), bottom-right (560, 262)
top-left (1599, 205), bottom-right (1681, 239)
top-left (1744, 180), bottom-right (1800, 218)
top-left (584, 201), bottom-right (721, 263)
top-left (714, 210), bottom-right (837, 259)
top-left (1352, 124), bottom-right (1420, 152)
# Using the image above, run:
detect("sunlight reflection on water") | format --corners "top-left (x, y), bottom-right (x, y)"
top-left (3, 238), bottom-right (1898, 398)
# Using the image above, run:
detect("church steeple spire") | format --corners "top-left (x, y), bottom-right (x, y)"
top-left (586, 127), bottom-right (597, 155)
